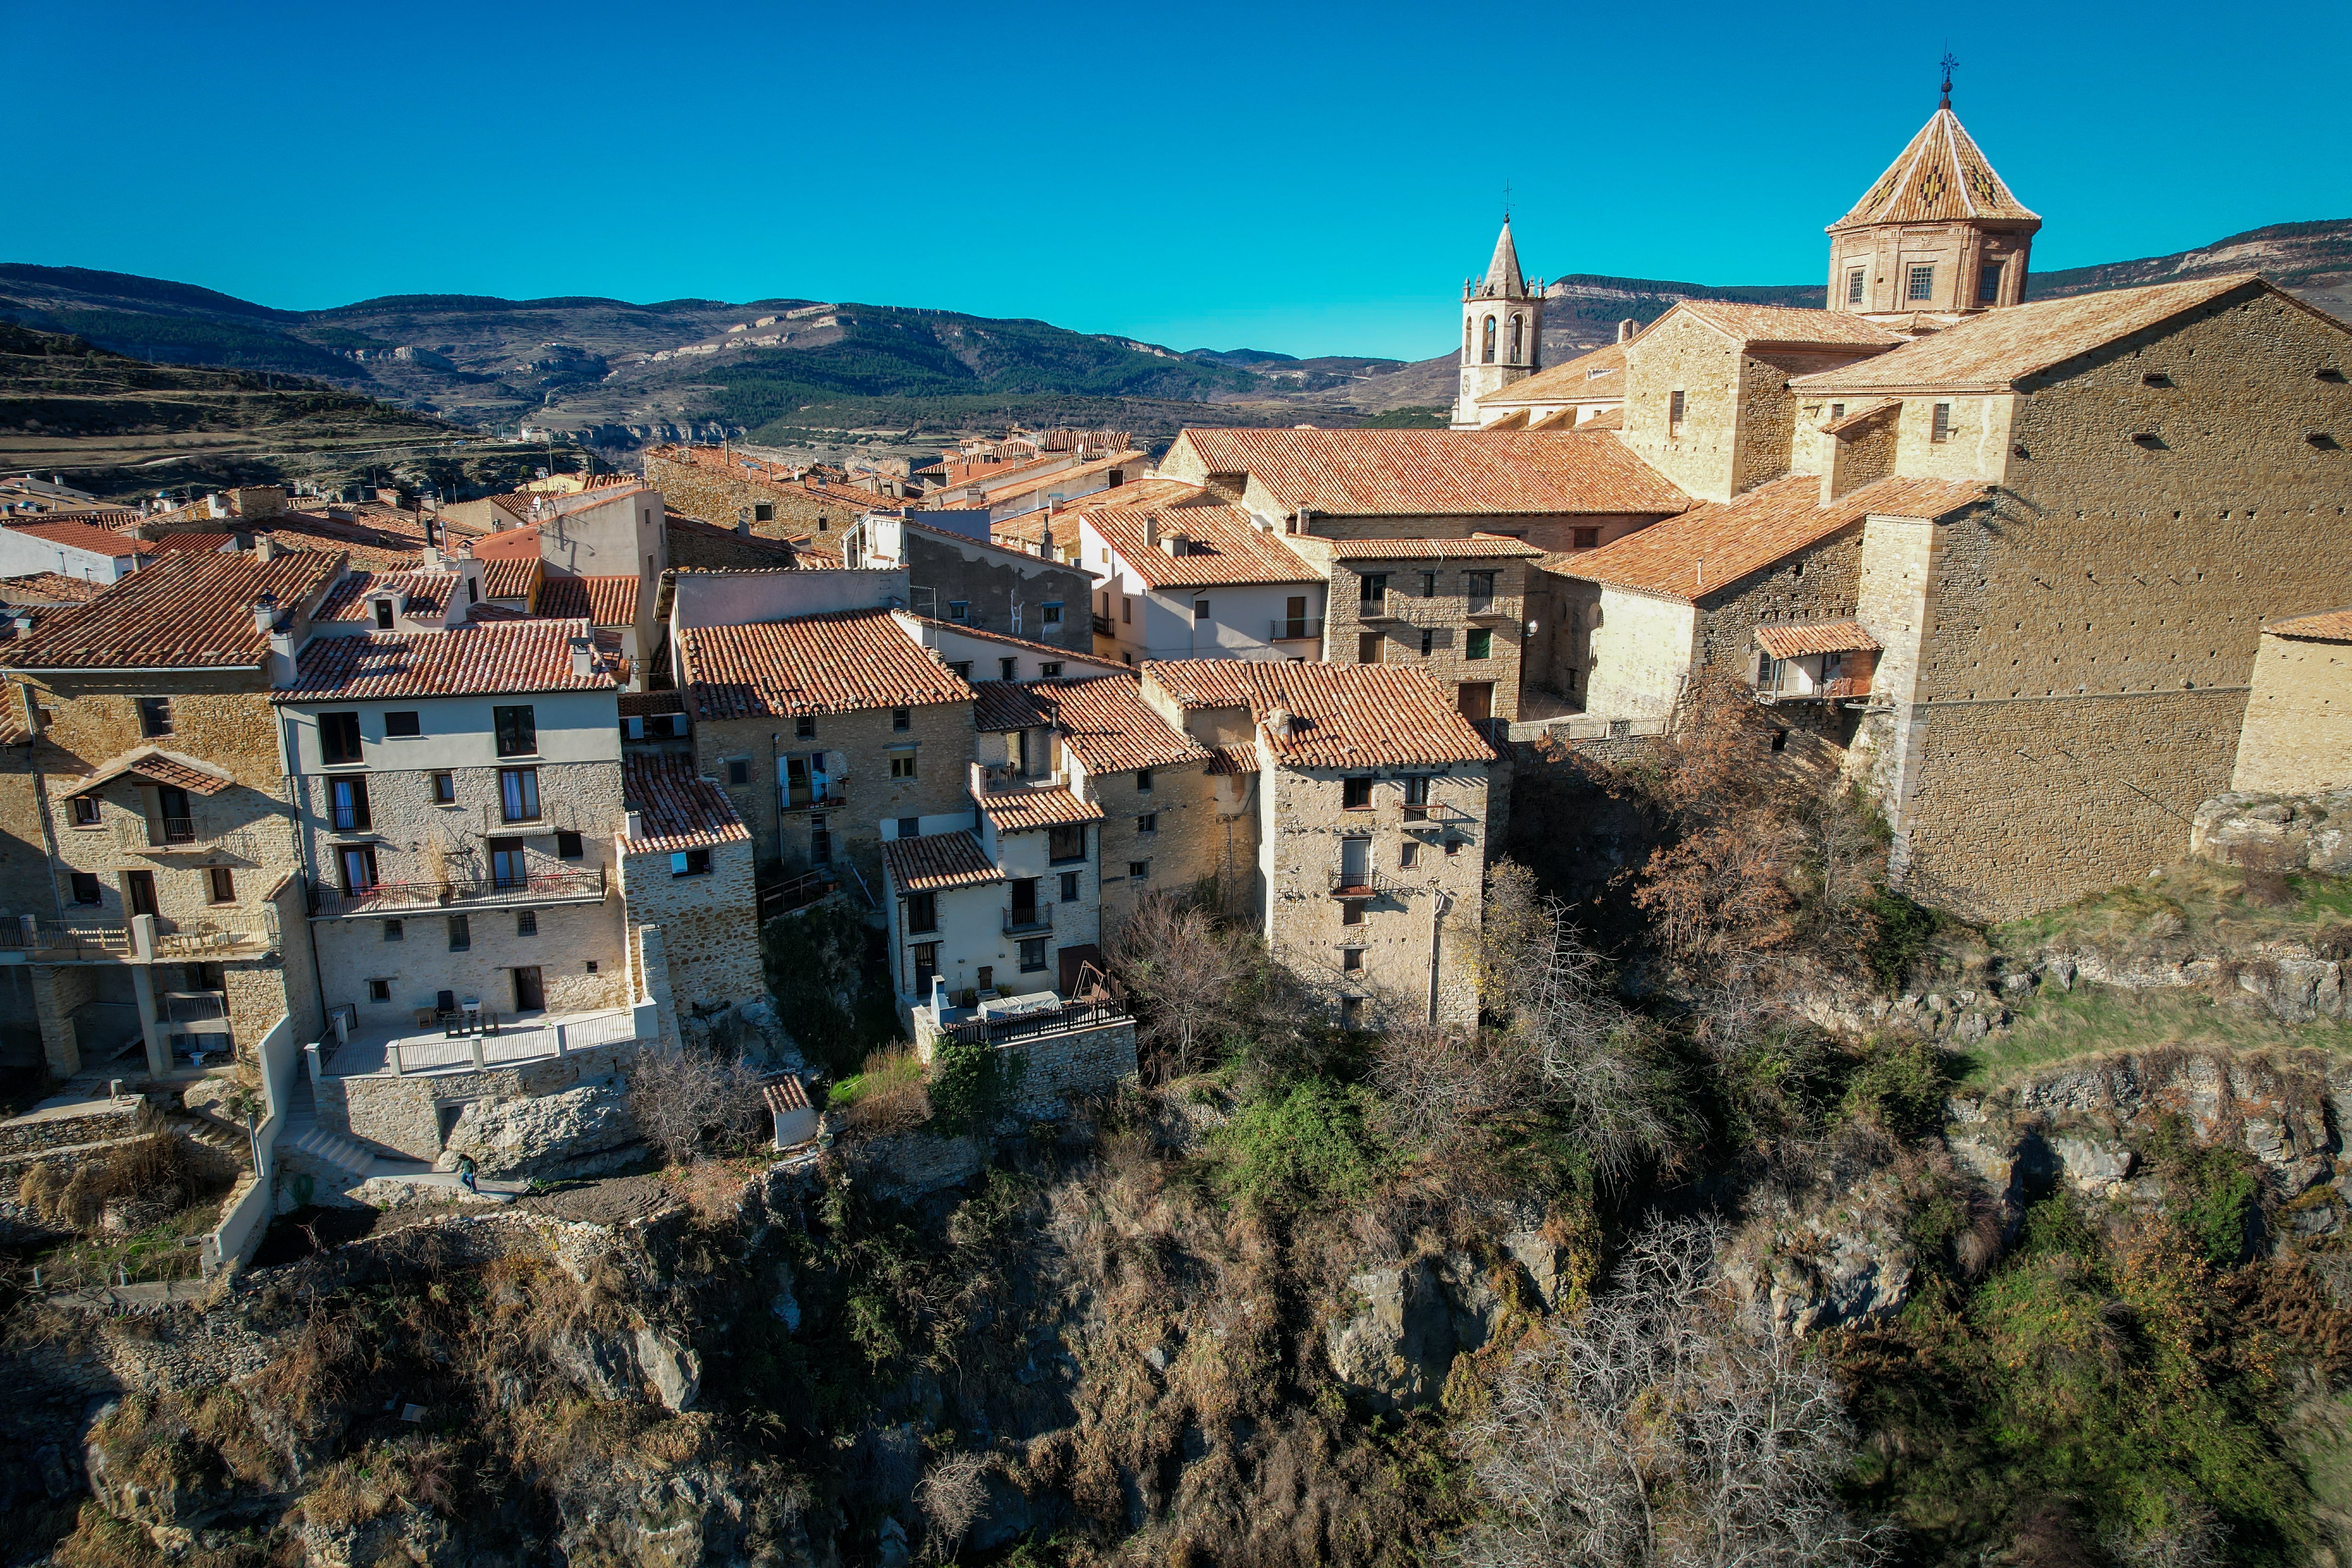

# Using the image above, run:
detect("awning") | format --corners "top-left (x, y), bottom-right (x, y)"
top-left (1755, 620), bottom-right (1881, 660)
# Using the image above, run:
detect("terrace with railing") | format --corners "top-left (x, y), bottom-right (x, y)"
top-left (308, 866), bottom-right (608, 918)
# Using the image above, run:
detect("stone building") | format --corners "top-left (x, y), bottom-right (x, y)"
top-left (617, 756), bottom-right (762, 1024)
top-left (1139, 661), bottom-right (1498, 1027)
top-left (1452, 219), bottom-right (1544, 428)
top-left (848, 512), bottom-right (1098, 654)
top-left (2230, 609), bottom-right (2352, 795)
top-left (1282, 534), bottom-right (1545, 727)
top-left (0, 549), bottom-right (340, 1080)
top-left (644, 445), bottom-right (899, 552)
top-left (1073, 487), bottom-right (1326, 665)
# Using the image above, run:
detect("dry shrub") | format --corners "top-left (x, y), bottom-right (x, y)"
top-left (2240, 868), bottom-right (2295, 908)
top-left (841, 1047), bottom-right (930, 1134)
top-left (627, 1043), bottom-right (767, 1164)
top-left (1112, 890), bottom-right (1260, 1078)
top-left (675, 1158), bottom-right (753, 1226)
top-left (914, 1449), bottom-right (992, 1563)
top-left (301, 1437), bottom-right (461, 1528)
top-left (17, 1133), bottom-right (236, 1233)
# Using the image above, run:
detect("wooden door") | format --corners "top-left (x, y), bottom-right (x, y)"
top-left (125, 870), bottom-right (157, 919)
top-left (511, 965), bottom-right (545, 1012)
top-left (1457, 682), bottom-right (1494, 723)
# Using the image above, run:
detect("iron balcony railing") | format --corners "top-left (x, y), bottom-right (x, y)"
top-left (112, 819), bottom-right (259, 858)
top-left (758, 868), bottom-right (836, 920)
top-left (939, 995), bottom-right (1131, 1050)
top-left (309, 866), bottom-right (607, 918)
top-left (1752, 674), bottom-right (1871, 704)
top-left (1003, 901), bottom-right (1054, 935)
top-left (1356, 592), bottom-right (1402, 621)
top-left (1328, 868), bottom-right (1390, 897)
top-left (1270, 617), bottom-right (1325, 641)
top-left (1091, 613), bottom-right (1114, 637)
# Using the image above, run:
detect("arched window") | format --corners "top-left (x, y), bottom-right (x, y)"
top-left (1508, 314), bottom-right (1523, 364)
top-left (1481, 316), bottom-right (1496, 364)
top-left (1464, 317), bottom-right (1473, 361)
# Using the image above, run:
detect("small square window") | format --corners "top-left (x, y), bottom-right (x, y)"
top-left (1042, 602), bottom-right (1063, 626)
top-left (890, 754), bottom-right (917, 780)
top-left (586, 960), bottom-right (599, 974)
top-left (71, 796), bottom-right (100, 826)
top-left (373, 599), bottom-right (395, 630)
top-left (493, 704), bottom-right (537, 757)
top-left (1466, 629), bottom-right (1493, 660)
top-left (1399, 840), bottom-right (1418, 869)
top-left (1018, 937), bottom-right (1048, 972)
top-left (1342, 947), bottom-right (1363, 972)
top-left (1847, 267), bottom-right (1865, 305)
top-left (1907, 263), bottom-right (1935, 302)
top-left (70, 872), bottom-right (101, 905)
top-left (1137, 812), bottom-right (1157, 834)
top-left (516, 910), bottom-right (537, 937)
top-left (1342, 776), bottom-right (1373, 810)
top-left (726, 758), bottom-right (750, 787)
top-left (891, 707), bottom-right (911, 732)
top-left (136, 697), bottom-right (173, 738)
top-left (1194, 600), bottom-right (1210, 623)
top-left (385, 711), bottom-right (421, 737)
top-left (1060, 870), bottom-right (1080, 902)
top-left (1001, 658), bottom-right (1018, 680)
top-left (1573, 527), bottom-right (1600, 550)
top-left (796, 715), bottom-right (816, 739)
top-left (1445, 838), bottom-right (1464, 857)
top-left (1135, 768), bottom-right (1152, 793)
top-left (948, 601), bottom-right (969, 622)
top-left (898, 816), bottom-right (921, 839)
top-left (671, 847), bottom-right (712, 876)
top-left (949, 661), bottom-right (972, 679)
top-left (208, 867), bottom-right (235, 903)
top-left (1128, 859), bottom-right (1150, 880)
top-left (1041, 661), bottom-right (1062, 677)
top-left (1358, 631), bottom-right (1382, 664)
top-left (367, 979), bottom-right (392, 1003)
top-left (384, 919), bottom-right (404, 942)
top-left (556, 831), bottom-right (583, 861)
top-left (431, 772), bottom-right (456, 805)
top-left (447, 914), bottom-right (471, 951)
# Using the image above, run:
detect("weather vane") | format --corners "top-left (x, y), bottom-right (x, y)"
top-left (1503, 178), bottom-right (1512, 223)
top-left (1939, 49), bottom-right (1958, 109)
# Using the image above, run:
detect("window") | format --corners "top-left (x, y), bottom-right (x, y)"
top-left (1041, 601), bottom-right (1063, 627)
top-left (1907, 264), bottom-right (1934, 302)
top-left (489, 837), bottom-right (528, 890)
top-left (338, 845), bottom-right (377, 892)
top-left (1341, 899), bottom-right (1365, 927)
top-left (499, 767), bottom-right (540, 822)
top-left (897, 816), bottom-right (921, 839)
top-left (1403, 776), bottom-right (1430, 815)
top-left (70, 871), bottom-right (101, 905)
top-left (1060, 871), bottom-right (1080, 902)
top-left (949, 661), bottom-right (972, 679)
top-left (493, 704), bottom-right (537, 757)
top-left (1466, 628), bottom-right (1493, 660)
top-left (1342, 776), bottom-right (1373, 811)
top-left (71, 795), bottom-right (100, 826)
top-left (431, 772), bottom-right (455, 805)
top-left (368, 978), bottom-right (392, 1003)
top-left (1399, 840), bottom-right (1418, 869)
top-left (384, 920), bottom-right (404, 942)
top-left (136, 697), bottom-right (173, 738)
top-left (1194, 600), bottom-right (1210, 623)
top-left (1000, 658), bottom-right (1018, 681)
top-left (976, 964), bottom-right (994, 992)
top-left (1931, 402), bottom-right (1953, 443)
top-left (1846, 267), bottom-right (1865, 305)
top-left (890, 753), bottom-right (917, 780)
top-left (892, 706), bottom-right (911, 732)
top-left (1508, 313), bottom-right (1523, 363)
top-left (1128, 859), bottom-right (1150, 880)
top-left (516, 909), bottom-right (537, 936)
top-left (1573, 527), bottom-right (1600, 550)
top-left (1419, 572), bottom-right (1437, 598)
top-left (1137, 812), bottom-right (1158, 834)
top-left (1049, 823), bottom-right (1086, 863)
top-left (670, 848), bottom-right (712, 877)
top-left (1131, 768), bottom-right (1154, 796)
top-left (1121, 597), bottom-right (1132, 624)
top-left (1359, 573), bottom-right (1388, 605)
top-left (906, 891), bottom-right (938, 933)
top-left (1359, 632), bottom-right (1382, 664)
top-left (1444, 837), bottom-right (1464, 857)
top-left (447, 914), bottom-right (471, 951)
top-left (385, 710), bottom-right (421, 738)
top-left (208, 867), bottom-right (235, 903)
top-left (948, 600), bottom-right (969, 622)
top-left (796, 715), bottom-right (817, 739)
top-left (1481, 314), bottom-right (1496, 364)
top-left (1978, 263), bottom-right (2002, 304)
top-left (585, 959), bottom-right (599, 973)
top-left (912, 941), bottom-right (939, 990)
top-left (1342, 947), bottom-right (1364, 972)
top-left (373, 599), bottom-right (395, 629)
top-left (1041, 661), bottom-right (1062, 678)
top-left (1467, 571), bottom-right (1496, 601)
top-left (556, 830), bottom-right (583, 860)
top-left (754, 502), bottom-right (774, 522)
top-left (320, 711), bottom-right (362, 765)
top-left (1341, 997), bottom-right (1364, 1028)
top-left (1830, 403), bottom-right (1845, 420)
top-left (330, 775), bottom-right (370, 831)
top-left (1669, 390), bottom-right (1686, 431)
top-left (1018, 937), bottom-right (1048, 973)
top-left (727, 758), bottom-right (750, 787)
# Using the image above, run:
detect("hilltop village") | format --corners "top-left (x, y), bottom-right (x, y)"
top-left (0, 86), bottom-right (2347, 1257)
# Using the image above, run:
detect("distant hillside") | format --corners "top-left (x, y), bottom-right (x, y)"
top-left (2026, 218), bottom-right (2352, 319)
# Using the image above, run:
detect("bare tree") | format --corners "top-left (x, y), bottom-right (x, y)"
top-left (1510, 903), bottom-right (1675, 1188)
top-left (626, 1044), bottom-right (765, 1165)
top-left (1454, 1219), bottom-right (1884, 1568)
top-left (1371, 1024), bottom-right (1534, 1156)
top-left (1109, 890), bottom-right (1256, 1077)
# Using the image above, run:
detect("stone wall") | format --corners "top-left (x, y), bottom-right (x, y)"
top-left (1094, 763), bottom-right (1255, 935)
top-left (1618, 312), bottom-right (1746, 503)
top-left (1321, 557), bottom-right (1528, 723)
top-left (1008, 1017), bottom-right (1136, 1116)
top-left (903, 530), bottom-right (1094, 654)
top-left (1569, 583), bottom-right (1693, 723)
top-left (618, 837), bottom-right (765, 1016)
top-left (315, 896), bottom-right (631, 1026)
top-left (0, 1098), bottom-right (140, 1157)
top-left (29, 963), bottom-right (102, 1076)
top-left (2232, 630), bottom-right (2351, 794)
top-left (644, 454), bottom-right (870, 548)
top-left (320, 1040), bottom-right (644, 1161)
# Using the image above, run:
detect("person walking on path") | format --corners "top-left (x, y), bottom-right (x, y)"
top-left (456, 1154), bottom-right (478, 1195)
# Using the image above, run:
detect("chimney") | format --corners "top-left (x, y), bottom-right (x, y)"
top-left (251, 592), bottom-right (280, 636)
top-left (422, 543), bottom-right (444, 571)
top-left (736, 506), bottom-right (751, 538)
top-left (569, 636), bottom-right (594, 678)
top-left (1263, 705), bottom-right (1295, 744)
top-left (625, 809), bottom-right (643, 841)
top-left (255, 534), bottom-right (279, 563)
top-left (1617, 318), bottom-right (1638, 345)
top-left (1160, 532), bottom-right (1187, 557)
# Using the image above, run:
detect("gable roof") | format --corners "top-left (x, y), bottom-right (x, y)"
top-left (1144, 659), bottom-right (1496, 769)
top-left (244, 512), bottom-right (431, 572)
top-left (481, 557), bottom-right (541, 600)
top-left (1013, 675), bottom-right (1210, 774)
top-left (1171, 427), bottom-right (1687, 517)
top-left (1082, 490), bottom-right (1316, 588)
top-left (971, 681), bottom-right (1050, 733)
top-left (270, 620), bottom-right (621, 702)
top-left (1477, 342), bottom-right (1626, 407)
top-left (979, 782), bottom-right (1103, 834)
top-left (1668, 300), bottom-right (1907, 350)
top-left (66, 747), bottom-right (236, 799)
top-left (1322, 533), bottom-right (1544, 561)
top-left (883, 829), bottom-right (1003, 892)
top-left (621, 756), bottom-right (749, 855)
top-left (0, 572), bottom-right (109, 605)
top-left (1561, 474), bottom-right (1989, 602)
top-left (5, 520), bottom-right (157, 559)
top-left (315, 570), bottom-right (456, 623)
top-left (677, 607), bottom-right (974, 720)
top-left (535, 574), bottom-right (637, 626)
top-left (1790, 274), bottom-right (2292, 394)
top-left (2265, 607), bottom-right (2352, 645)
top-left (0, 550), bottom-right (342, 671)
top-left (1832, 105), bottom-right (2039, 230)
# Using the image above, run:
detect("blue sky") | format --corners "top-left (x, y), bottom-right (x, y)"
top-left (11, 0), bottom-right (2347, 360)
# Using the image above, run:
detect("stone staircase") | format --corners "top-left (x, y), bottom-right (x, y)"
top-left (279, 1079), bottom-right (437, 1190)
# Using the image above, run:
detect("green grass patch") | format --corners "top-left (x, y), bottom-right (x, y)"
top-left (1951, 986), bottom-right (2352, 1089)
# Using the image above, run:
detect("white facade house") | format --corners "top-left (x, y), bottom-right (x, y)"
top-left (0, 521), bottom-right (160, 584)
top-left (1073, 490), bottom-right (1324, 666)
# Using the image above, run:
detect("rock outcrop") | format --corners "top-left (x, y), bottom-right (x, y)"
top-left (2193, 789), bottom-right (2352, 876)
top-left (1324, 1249), bottom-right (1526, 1412)
top-left (1723, 1166), bottom-right (1915, 1337)
top-left (437, 1081), bottom-right (639, 1178)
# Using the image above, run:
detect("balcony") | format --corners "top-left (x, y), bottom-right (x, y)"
top-left (0, 917), bottom-right (274, 962)
top-left (1328, 868), bottom-right (1391, 898)
top-left (309, 866), bottom-right (609, 919)
top-left (1752, 674), bottom-right (1871, 705)
top-left (112, 819), bottom-right (259, 860)
top-left (1464, 595), bottom-right (1518, 621)
top-left (1003, 901), bottom-right (1054, 935)
top-left (1269, 617), bottom-right (1325, 642)
top-left (1402, 800), bottom-right (1477, 829)
top-left (1356, 593), bottom-right (1401, 621)
top-left (1091, 613), bottom-right (1114, 637)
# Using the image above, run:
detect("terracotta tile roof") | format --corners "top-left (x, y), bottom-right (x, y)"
top-left (1754, 620), bottom-right (1882, 659)
top-left (1019, 676), bottom-right (1209, 774)
top-left (535, 574), bottom-right (637, 625)
top-left (315, 571), bottom-right (456, 622)
top-left (1833, 106), bottom-right (2039, 229)
top-left (1820, 398), bottom-right (1900, 435)
top-left (481, 557), bottom-right (541, 600)
top-left (910, 616), bottom-right (1100, 664)
top-left (270, 620), bottom-right (621, 702)
top-left (1477, 342), bottom-right (1627, 406)
top-left (1324, 533), bottom-right (1544, 561)
top-left (1669, 301), bottom-right (1907, 349)
top-left (148, 533), bottom-right (236, 554)
top-left (763, 1074), bottom-right (812, 1119)
top-left (1790, 274), bottom-right (2277, 394)
top-left (979, 782), bottom-right (1103, 834)
top-left (1562, 474), bottom-right (1989, 602)
top-left (663, 513), bottom-right (801, 572)
top-left (621, 756), bottom-right (749, 854)
top-left (1145, 660), bottom-right (1496, 769)
top-left (487, 492), bottom-right (535, 523)
top-left (2265, 607), bottom-right (2352, 645)
top-left (246, 514), bottom-right (429, 572)
top-left (1084, 490), bottom-right (1315, 588)
top-left (0, 550), bottom-right (341, 670)
top-left (464, 602), bottom-right (533, 621)
top-left (0, 572), bottom-right (108, 604)
top-left (1581, 408), bottom-right (1624, 431)
top-left (618, 689), bottom-right (688, 717)
top-left (971, 681), bottom-right (1051, 733)
top-left (678, 607), bottom-right (974, 720)
top-left (982, 449), bottom-right (1149, 505)
top-left (1172, 427), bottom-right (1687, 517)
top-left (1483, 410), bottom-right (1529, 431)
top-left (66, 747), bottom-right (235, 798)
top-left (884, 829), bottom-right (1004, 892)
top-left (5, 520), bottom-right (157, 558)
top-left (1203, 742), bottom-right (1258, 776)
top-left (471, 525), bottom-right (544, 562)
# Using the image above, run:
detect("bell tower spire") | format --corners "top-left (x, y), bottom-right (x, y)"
top-left (1451, 208), bottom-right (1545, 428)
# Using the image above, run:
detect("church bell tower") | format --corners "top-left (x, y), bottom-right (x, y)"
top-left (1452, 216), bottom-right (1543, 429)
